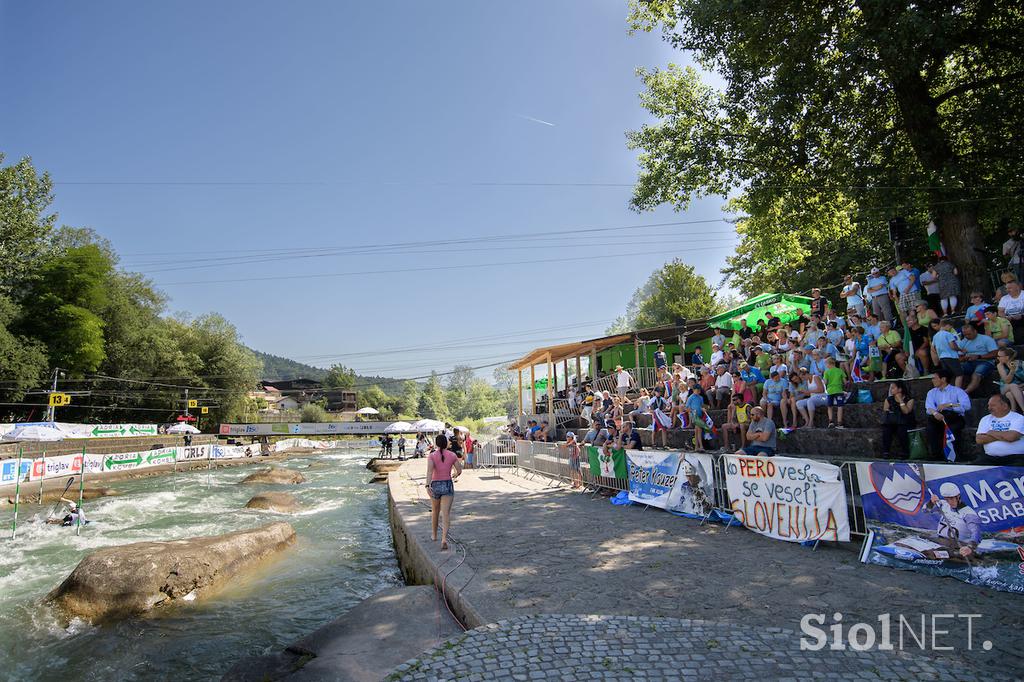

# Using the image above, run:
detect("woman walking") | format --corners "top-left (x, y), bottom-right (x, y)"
top-left (425, 434), bottom-right (462, 551)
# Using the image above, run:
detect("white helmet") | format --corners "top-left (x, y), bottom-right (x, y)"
top-left (939, 482), bottom-right (960, 498)
top-left (68, 502), bottom-right (77, 511)
top-left (682, 462), bottom-right (697, 477)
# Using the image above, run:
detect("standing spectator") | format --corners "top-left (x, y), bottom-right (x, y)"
top-left (931, 317), bottom-right (962, 376)
top-left (880, 380), bottom-right (917, 459)
top-left (975, 394), bottom-right (1024, 466)
top-left (808, 287), bottom-right (829, 318)
top-left (822, 357), bottom-right (848, 429)
top-left (956, 322), bottom-right (998, 395)
top-left (996, 348), bottom-right (1024, 413)
top-left (924, 369), bottom-right (971, 461)
top-left (930, 256), bottom-right (961, 315)
top-left (964, 292), bottom-right (988, 323)
top-left (998, 279), bottom-right (1024, 341)
top-left (654, 344), bottom-right (668, 371)
top-left (737, 318), bottom-right (755, 349)
top-left (984, 307), bottom-right (1014, 347)
top-left (686, 386), bottom-right (709, 452)
top-left (712, 364), bottom-right (733, 409)
top-left (897, 260), bottom-right (923, 318)
top-left (565, 432), bottom-right (583, 489)
top-left (919, 265), bottom-right (942, 314)
top-left (1003, 225), bottom-right (1024, 283)
top-left (839, 274), bottom-right (866, 317)
top-left (722, 393), bottom-right (751, 451)
top-left (865, 267), bottom-right (893, 322)
top-left (736, 407), bottom-right (777, 457)
top-left (615, 365), bottom-right (634, 398)
top-left (710, 327), bottom-right (727, 351)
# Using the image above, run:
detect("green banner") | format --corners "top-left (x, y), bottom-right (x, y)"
top-left (586, 445), bottom-right (628, 479)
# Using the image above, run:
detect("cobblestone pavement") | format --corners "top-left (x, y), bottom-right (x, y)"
top-left (389, 463), bottom-right (1024, 679)
top-left (388, 614), bottom-right (986, 681)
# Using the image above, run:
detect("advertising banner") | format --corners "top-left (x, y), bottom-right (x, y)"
top-left (29, 454), bottom-right (83, 481)
top-left (219, 422), bottom-right (393, 436)
top-left (211, 444), bottom-right (257, 460)
top-left (586, 445), bottom-right (628, 480)
top-left (177, 445), bottom-right (211, 462)
top-left (627, 450), bottom-right (680, 508)
top-left (0, 422), bottom-right (160, 439)
top-left (856, 461), bottom-right (1024, 593)
top-left (87, 447), bottom-right (179, 473)
top-left (1, 458), bottom-right (32, 484)
top-left (724, 454), bottom-right (850, 543)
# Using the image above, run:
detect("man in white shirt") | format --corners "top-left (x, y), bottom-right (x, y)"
top-left (998, 279), bottom-right (1024, 341)
top-left (709, 344), bottom-right (724, 367)
top-left (924, 368), bottom-right (972, 461)
top-left (839, 274), bottom-right (865, 317)
top-left (615, 365), bottom-right (634, 398)
top-left (711, 364), bottom-right (734, 409)
top-left (975, 394), bottom-right (1024, 466)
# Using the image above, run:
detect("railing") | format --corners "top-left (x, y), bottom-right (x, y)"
top-left (507, 440), bottom-right (869, 540)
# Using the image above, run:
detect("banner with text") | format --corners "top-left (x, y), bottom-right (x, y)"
top-left (30, 454), bottom-right (83, 481)
top-left (219, 422), bottom-right (393, 436)
top-left (0, 422), bottom-right (160, 439)
top-left (1, 458), bottom-right (32, 484)
top-left (856, 461), bottom-right (1024, 593)
top-left (724, 454), bottom-right (850, 543)
top-left (627, 450), bottom-right (680, 508)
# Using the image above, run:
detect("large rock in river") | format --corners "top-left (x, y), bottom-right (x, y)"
top-left (245, 492), bottom-right (300, 514)
top-left (239, 467), bottom-right (306, 485)
top-left (47, 522), bottom-right (296, 623)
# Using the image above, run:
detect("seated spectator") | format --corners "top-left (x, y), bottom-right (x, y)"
top-left (525, 420), bottom-right (539, 440)
top-left (956, 322), bottom-right (998, 395)
top-left (731, 371), bottom-right (753, 405)
top-left (722, 393), bottom-right (751, 451)
top-left (582, 421), bottom-right (600, 445)
top-left (691, 346), bottom-right (705, 367)
top-left (964, 292), bottom-right (988, 323)
top-left (803, 320), bottom-right (825, 350)
top-left (711, 364), bottom-right (733, 409)
top-left (618, 420), bottom-right (643, 451)
top-left (974, 394), bottom-right (1024, 466)
top-left (875, 320), bottom-right (903, 378)
top-left (996, 347), bottom-right (1024, 413)
top-left (995, 271), bottom-right (1019, 303)
top-left (699, 366), bottom-right (715, 393)
top-left (905, 316), bottom-right (932, 375)
top-left (794, 367), bottom-right (827, 428)
top-left (863, 313), bottom-right (881, 343)
top-left (998, 279), bottom-right (1024, 341)
top-left (826, 320), bottom-right (845, 348)
top-left (930, 317), bottom-right (962, 377)
top-left (880, 380), bottom-right (917, 459)
top-left (738, 362), bottom-right (765, 398)
top-left (751, 345), bottom-right (772, 375)
top-left (807, 349), bottom-right (828, 377)
top-left (535, 420), bottom-right (550, 442)
top-left (736, 406), bottom-right (777, 457)
top-left (710, 344), bottom-right (724, 367)
top-left (892, 350), bottom-right (921, 380)
top-left (768, 352), bottom-right (788, 380)
top-left (822, 357), bottom-right (848, 429)
top-left (984, 306), bottom-right (1014, 347)
top-left (760, 370), bottom-right (791, 429)
top-left (924, 368), bottom-right (971, 461)
top-left (914, 301), bottom-right (940, 328)
top-left (629, 389), bottom-right (652, 419)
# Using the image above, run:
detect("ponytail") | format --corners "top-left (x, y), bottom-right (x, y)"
top-left (435, 434), bottom-right (449, 463)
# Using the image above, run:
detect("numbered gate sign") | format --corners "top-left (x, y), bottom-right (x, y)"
top-left (48, 393), bottom-right (71, 407)
top-left (188, 399), bottom-right (198, 408)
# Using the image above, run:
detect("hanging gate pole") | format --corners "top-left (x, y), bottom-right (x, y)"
top-left (11, 447), bottom-right (23, 540)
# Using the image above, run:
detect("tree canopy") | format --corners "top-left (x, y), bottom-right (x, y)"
top-left (628, 0), bottom-right (1024, 295)
top-left (608, 259), bottom-right (722, 332)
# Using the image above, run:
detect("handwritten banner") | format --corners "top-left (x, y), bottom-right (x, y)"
top-left (724, 454), bottom-right (850, 543)
top-left (856, 462), bottom-right (1024, 593)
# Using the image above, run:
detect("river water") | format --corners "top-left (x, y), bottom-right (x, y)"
top-left (0, 448), bottom-right (402, 681)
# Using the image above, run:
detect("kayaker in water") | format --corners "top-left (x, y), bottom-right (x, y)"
top-left (57, 498), bottom-right (86, 527)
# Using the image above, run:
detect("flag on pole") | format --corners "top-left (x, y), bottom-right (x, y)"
top-left (851, 355), bottom-right (865, 383)
top-left (943, 425), bottom-right (956, 462)
top-left (927, 221), bottom-right (946, 257)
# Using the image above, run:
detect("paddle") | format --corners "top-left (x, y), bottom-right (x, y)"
top-left (47, 477), bottom-right (76, 519)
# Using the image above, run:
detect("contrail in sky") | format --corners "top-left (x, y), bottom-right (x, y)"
top-left (514, 113), bottom-right (556, 127)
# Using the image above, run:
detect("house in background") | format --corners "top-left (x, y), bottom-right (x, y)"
top-left (257, 378), bottom-right (357, 414)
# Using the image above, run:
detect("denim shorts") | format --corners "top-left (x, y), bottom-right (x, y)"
top-left (962, 360), bottom-right (994, 377)
top-left (429, 479), bottom-right (454, 498)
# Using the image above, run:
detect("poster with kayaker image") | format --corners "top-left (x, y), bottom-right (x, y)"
top-left (856, 461), bottom-right (1024, 593)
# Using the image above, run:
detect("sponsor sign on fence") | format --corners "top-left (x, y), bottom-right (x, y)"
top-left (724, 454), bottom-right (850, 543)
top-left (30, 454), bottom-right (83, 481)
top-left (626, 451), bottom-right (717, 518)
top-left (0, 422), bottom-right (160, 439)
top-left (856, 461), bottom-right (1024, 594)
top-left (219, 422), bottom-right (392, 436)
top-left (1, 458), bottom-right (32, 484)
top-left (178, 445), bottom-right (211, 462)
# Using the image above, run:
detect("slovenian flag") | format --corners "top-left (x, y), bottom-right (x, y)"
top-left (652, 407), bottom-right (672, 433)
top-left (702, 410), bottom-right (717, 441)
top-left (677, 410), bottom-right (689, 429)
top-left (927, 221), bottom-right (946, 257)
top-left (943, 425), bottom-right (956, 462)
top-left (851, 355), bottom-right (865, 383)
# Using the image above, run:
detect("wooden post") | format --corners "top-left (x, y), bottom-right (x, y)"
top-left (590, 347), bottom-right (597, 381)
top-left (563, 359), bottom-right (569, 390)
top-left (518, 369), bottom-right (524, 416)
top-left (634, 336), bottom-right (641, 370)
top-left (575, 356), bottom-right (582, 389)
top-left (530, 365), bottom-right (536, 415)
top-left (546, 352), bottom-right (554, 419)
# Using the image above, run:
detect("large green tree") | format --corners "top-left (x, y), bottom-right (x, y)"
top-left (417, 372), bottom-right (450, 421)
top-left (323, 363), bottom-right (356, 389)
top-left (608, 259), bottom-right (721, 332)
top-left (628, 0), bottom-right (1024, 294)
top-left (0, 154), bottom-right (55, 293)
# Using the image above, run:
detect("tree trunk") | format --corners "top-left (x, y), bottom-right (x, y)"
top-left (940, 208), bottom-right (990, 295)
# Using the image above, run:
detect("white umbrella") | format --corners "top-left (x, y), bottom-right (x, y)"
top-left (412, 419), bottom-right (445, 433)
top-left (453, 425), bottom-right (469, 433)
top-left (2, 424), bottom-right (65, 442)
top-left (384, 421), bottom-right (413, 434)
top-left (355, 407), bottom-right (380, 415)
top-left (166, 423), bottom-right (200, 434)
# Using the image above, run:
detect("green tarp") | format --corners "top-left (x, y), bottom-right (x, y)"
top-left (705, 293), bottom-right (814, 331)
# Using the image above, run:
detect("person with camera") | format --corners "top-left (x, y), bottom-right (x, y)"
top-left (880, 380), bottom-right (917, 459)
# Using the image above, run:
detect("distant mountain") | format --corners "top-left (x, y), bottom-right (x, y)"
top-left (251, 349), bottom-right (413, 396)
top-left (251, 349), bottom-right (328, 382)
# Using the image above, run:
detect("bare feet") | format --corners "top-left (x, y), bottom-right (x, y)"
top-left (440, 542), bottom-right (449, 551)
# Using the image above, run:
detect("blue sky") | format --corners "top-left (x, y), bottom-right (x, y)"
top-left (1, 1), bottom-right (735, 379)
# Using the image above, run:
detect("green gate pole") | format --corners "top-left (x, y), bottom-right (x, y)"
top-left (38, 449), bottom-right (46, 503)
top-left (76, 446), bottom-right (85, 536)
top-left (11, 447), bottom-right (23, 540)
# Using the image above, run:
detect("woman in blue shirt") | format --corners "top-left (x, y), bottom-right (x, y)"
top-left (686, 387), bottom-right (709, 452)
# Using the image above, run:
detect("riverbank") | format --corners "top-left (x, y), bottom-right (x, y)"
top-left (386, 460), bottom-right (1024, 680)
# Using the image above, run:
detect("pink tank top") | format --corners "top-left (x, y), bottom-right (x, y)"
top-left (429, 449), bottom-right (456, 482)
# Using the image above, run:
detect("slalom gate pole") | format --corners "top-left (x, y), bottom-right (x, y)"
top-left (76, 446), bottom-right (85, 536)
top-left (11, 447), bottom-right (23, 540)
top-left (38, 450), bottom-right (46, 503)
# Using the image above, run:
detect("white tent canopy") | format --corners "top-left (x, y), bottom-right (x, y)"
top-left (384, 421), bottom-right (413, 434)
top-left (355, 407), bottom-right (380, 415)
top-left (2, 424), bottom-right (65, 442)
top-left (411, 419), bottom-right (445, 433)
top-left (166, 423), bottom-right (200, 434)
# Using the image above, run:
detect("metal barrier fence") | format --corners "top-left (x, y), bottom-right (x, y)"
top-left (506, 440), bottom-right (871, 540)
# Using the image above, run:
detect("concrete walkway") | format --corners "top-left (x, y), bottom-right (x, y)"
top-left (388, 462), bottom-right (1024, 680)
